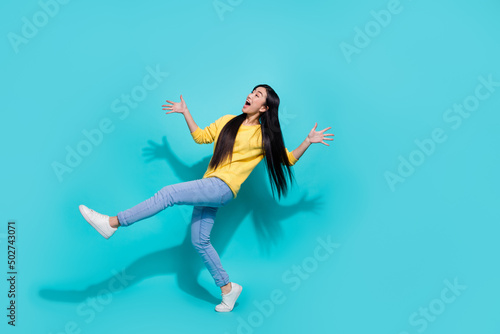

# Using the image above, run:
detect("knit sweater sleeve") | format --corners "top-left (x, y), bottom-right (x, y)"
top-left (190, 115), bottom-right (230, 144)
top-left (285, 147), bottom-right (299, 166)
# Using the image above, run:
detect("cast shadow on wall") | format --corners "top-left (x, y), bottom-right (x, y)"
top-left (39, 135), bottom-right (324, 305)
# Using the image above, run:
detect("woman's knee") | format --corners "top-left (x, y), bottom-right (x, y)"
top-left (191, 232), bottom-right (211, 251)
top-left (155, 185), bottom-right (175, 208)
top-left (190, 206), bottom-right (216, 251)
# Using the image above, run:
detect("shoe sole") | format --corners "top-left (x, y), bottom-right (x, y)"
top-left (79, 205), bottom-right (111, 239)
top-left (216, 284), bottom-right (242, 312)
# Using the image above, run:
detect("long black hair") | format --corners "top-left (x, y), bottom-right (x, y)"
top-left (209, 84), bottom-right (295, 200)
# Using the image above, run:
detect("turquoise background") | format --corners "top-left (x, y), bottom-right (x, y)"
top-left (1, 0), bottom-right (499, 333)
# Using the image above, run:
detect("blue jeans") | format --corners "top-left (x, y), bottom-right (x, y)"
top-left (117, 177), bottom-right (234, 287)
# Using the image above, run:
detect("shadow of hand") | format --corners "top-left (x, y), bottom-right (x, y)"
top-left (295, 192), bottom-right (324, 214)
top-left (251, 191), bottom-right (325, 254)
top-left (142, 136), bottom-right (170, 163)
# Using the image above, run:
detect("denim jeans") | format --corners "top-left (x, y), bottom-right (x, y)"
top-left (116, 177), bottom-right (234, 287)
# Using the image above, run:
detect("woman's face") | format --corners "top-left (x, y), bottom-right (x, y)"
top-left (242, 86), bottom-right (268, 114)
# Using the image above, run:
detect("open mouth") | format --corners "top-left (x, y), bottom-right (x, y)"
top-left (244, 100), bottom-right (251, 107)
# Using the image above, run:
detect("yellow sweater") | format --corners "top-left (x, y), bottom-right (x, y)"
top-left (190, 114), bottom-right (299, 199)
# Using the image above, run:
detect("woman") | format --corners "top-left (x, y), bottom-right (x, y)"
top-left (79, 84), bottom-right (334, 312)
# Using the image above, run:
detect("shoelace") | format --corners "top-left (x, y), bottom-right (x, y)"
top-left (90, 209), bottom-right (106, 220)
top-left (89, 209), bottom-right (113, 230)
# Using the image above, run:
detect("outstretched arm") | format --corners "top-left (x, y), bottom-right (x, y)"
top-left (291, 123), bottom-right (334, 160)
top-left (162, 95), bottom-right (199, 133)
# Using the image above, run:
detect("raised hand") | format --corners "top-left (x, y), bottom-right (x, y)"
top-left (307, 123), bottom-right (334, 146)
top-left (162, 95), bottom-right (189, 115)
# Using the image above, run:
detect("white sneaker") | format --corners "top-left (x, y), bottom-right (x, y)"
top-left (79, 205), bottom-right (117, 239)
top-left (215, 282), bottom-right (242, 312)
